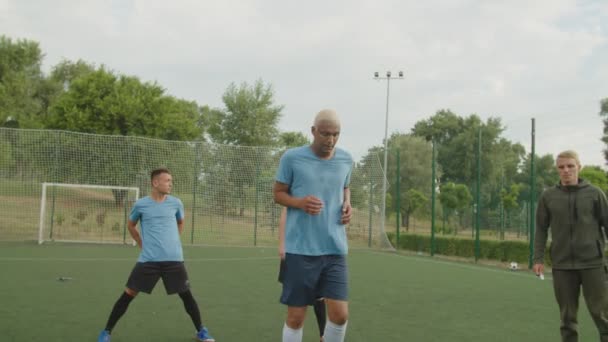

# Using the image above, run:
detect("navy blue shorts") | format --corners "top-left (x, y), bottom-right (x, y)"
top-left (280, 253), bottom-right (348, 306)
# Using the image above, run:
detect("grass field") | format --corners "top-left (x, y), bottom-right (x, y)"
top-left (0, 242), bottom-right (599, 342)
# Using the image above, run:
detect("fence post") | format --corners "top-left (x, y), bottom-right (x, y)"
top-left (254, 148), bottom-right (260, 247)
top-left (395, 149), bottom-right (400, 248)
top-left (368, 175), bottom-right (373, 248)
top-left (49, 131), bottom-right (64, 241)
top-left (431, 139), bottom-right (436, 256)
top-left (528, 118), bottom-right (536, 269)
top-left (191, 142), bottom-right (201, 244)
top-left (475, 127), bottom-right (481, 262)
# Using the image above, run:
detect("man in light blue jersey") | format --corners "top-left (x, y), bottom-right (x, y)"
top-left (273, 109), bottom-right (353, 342)
top-left (97, 168), bottom-right (215, 342)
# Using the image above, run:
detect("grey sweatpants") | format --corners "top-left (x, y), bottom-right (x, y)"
top-left (552, 267), bottom-right (608, 342)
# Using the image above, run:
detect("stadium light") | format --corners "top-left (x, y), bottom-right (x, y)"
top-left (373, 71), bottom-right (404, 244)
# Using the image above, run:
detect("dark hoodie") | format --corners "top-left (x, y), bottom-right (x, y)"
top-left (534, 179), bottom-right (608, 269)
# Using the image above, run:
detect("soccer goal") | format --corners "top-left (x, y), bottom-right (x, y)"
top-left (38, 183), bottom-right (140, 245)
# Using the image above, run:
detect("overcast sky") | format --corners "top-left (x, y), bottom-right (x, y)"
top-left (1, 0), bottom-right (607, 167)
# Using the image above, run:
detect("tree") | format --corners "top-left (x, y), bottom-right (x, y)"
top-left (50, 59), bottom-right (95, 90)
top-left (47, 67), bottom-right (203, 140)
top-left (411, 110), bottom-right (509, 187)
top-left (206, 80), bottom-right (284, 216)
top-left (207, 79), bottom-right (283, 146)
top-left (500, 183), bottom-right (521, 237)
top-left (515, 153), bottom-right (558, 203)
top-left (601, 98), bottom-right (608, 163)
top-left (439, 182), bottom-right (472, 233)
top-left (0, 36), bottom-right (51, 128)
top-left (580, 165), bottom-right (608, 194)
top-left (278, 131), bottom-right (309, 148)
top-left (385, 134), bottom-right (433, 228)
top-left (43, 66), bottom-right (204, 204)
top-left (403, 189), bottom-right (427, 230)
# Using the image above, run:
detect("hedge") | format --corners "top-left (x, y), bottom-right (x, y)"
top-left (387, 232), bottom-right (551, 265)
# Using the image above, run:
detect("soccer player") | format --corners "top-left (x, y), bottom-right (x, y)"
top-left (97, 168), bottom-right (215, 342)
top-left (273, 109), bottom-right (353, 342)
top-left (533, 150), bottom-right (608, 342)
top-left (278, 207), bottom-right (327, 342)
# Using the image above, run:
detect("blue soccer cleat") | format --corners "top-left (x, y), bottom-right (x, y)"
top-left (97, 330), bottom-right (111, 342)
top-left (196, 327), bottom-right (215, 342)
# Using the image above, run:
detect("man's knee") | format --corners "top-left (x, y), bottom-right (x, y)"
top-left (125, 287), bottom-right (139, 297)
top-left (326, 300), bottom-right (348, 325)
top-left (286, 306), bottom-right (307, 329)
top-left (329, 313), bottom-right (348, 325)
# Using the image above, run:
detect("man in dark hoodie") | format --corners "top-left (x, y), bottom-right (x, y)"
top-left (534, 150), bottom-right (608, 342)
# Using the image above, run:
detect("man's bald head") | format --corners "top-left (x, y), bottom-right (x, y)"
top-left (314, 109), bottom-right (341, 128)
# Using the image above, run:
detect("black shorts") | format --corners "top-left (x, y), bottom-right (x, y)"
top-left (126, 261), bottom-right (190, 295)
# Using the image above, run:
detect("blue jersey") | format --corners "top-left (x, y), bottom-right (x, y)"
top-left (129, 195), bottom-right (184, 262)
top-left (276, 146), bottom-right (353, 256)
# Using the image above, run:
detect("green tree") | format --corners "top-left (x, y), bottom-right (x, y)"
top-left (208, 79), bottom-right (283, 146)
top-left (49, 59), bottom-right (95, 89)
top-left (386, 134), bottom-right (433, 228)
top-left (601, 98), bottom-right (608, 162)
top-left (206, 80), bottom-right (284, 216)
top-left (44, 66), bottom-right (204, 204)
top-left (0, 36), bottom-right (52, 128)
top-left (439, 182), bottom-right (472, 233)
top-left (278, 131), bottom-right (309, 148)
top-left (411, 110), bottom-right (509, 187)
top-left (47, 67), bottom-right (203, 139)
top-left (580, 165), bottom-right (608, 194)
top-left (403, 189), bottom-right (427, 230)
top-left (516, 153), bottom-right (558, 203)
top-left (500, 183), bottom-right (521, 237)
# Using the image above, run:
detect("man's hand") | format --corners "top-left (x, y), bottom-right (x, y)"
top-left (533, 263), bottom-right (544, 276)
top-left (279, 241), bottom-right (286, 260)
top-left (300, 195), bottom-right (323, 215)
top-left (341, 202), bottom-right (352, 224)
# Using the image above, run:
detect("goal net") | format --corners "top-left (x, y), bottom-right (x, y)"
top-left (38, 183), bottom-right (139, 245)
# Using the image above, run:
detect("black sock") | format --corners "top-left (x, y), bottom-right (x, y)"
top-left (105, 292), bottom-right (135, 332)
top-left (179, 290), bottom-right (203, 332)
top-left (313, 299), bottom-right (327, 337)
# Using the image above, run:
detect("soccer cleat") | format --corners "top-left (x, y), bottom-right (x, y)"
top-left (97, 330), bottom-right (111, 342)
top-left (196, 327), bottom-right (215, 342)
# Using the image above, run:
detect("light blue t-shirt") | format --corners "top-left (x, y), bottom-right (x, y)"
top-left (276, 146), bottom-right (353, 256)
top-left (129, 195), bottom-right (184, 262)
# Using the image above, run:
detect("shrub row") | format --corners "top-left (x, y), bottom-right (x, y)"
top-left (387, 232), bottom-right (551, 265)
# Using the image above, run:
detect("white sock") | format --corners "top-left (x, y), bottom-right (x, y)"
top-left (282, 323), bottom-right (303, 342)
top-left (323, 320), bottom-right (347, 342)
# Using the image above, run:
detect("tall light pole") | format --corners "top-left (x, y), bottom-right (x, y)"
top-left (374, 70), bottom-right (404, 247)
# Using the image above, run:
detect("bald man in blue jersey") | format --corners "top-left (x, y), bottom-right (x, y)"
top-left (273, 109), bottom-right (353, 342)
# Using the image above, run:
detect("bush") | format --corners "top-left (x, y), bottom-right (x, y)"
top-left (387, 232), bottom-right (551, 265)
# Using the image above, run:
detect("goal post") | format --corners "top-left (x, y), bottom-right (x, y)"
top-left (38, 183), bottom-right (140, 245)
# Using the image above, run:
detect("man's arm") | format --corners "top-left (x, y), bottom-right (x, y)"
top-left (127, 220), bottom-right (142, 248)
top-left (597, 189), bottom-right (608, 230)
top-left (278, 207), bottom-right (286, 259)
top-left (273, 181), bottom-right (322, 215)
top-left (533, 194), bottom-right (550, 275)
top-left (177, 218), bottom-right (184, 235)
top-left (341, 187), bottom-right (352, 224)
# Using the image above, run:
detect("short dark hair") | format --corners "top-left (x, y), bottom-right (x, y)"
top-left (150, 167), bottom-right (171, 181)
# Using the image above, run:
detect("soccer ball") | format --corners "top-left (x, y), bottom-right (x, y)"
top-left (509, 262), bottom-right (519, 271)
